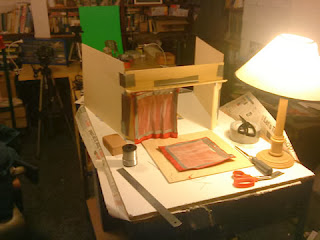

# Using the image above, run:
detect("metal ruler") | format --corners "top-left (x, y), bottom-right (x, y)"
top-left (75, 106), bottom-right (128, 218)
top-left (76, 106), bottom-right (181, 226)
top-left (117, 168), bottom-right (182, 227)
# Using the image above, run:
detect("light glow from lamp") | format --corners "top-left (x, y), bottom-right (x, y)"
top-left (236, 34), bottom-right (320, 101)
top-left (235, 33), bottom-right (320, 168)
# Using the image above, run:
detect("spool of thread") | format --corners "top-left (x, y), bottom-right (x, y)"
top-left (229, 120), bottom-right (261, 144)
top-left (122, 144), bottom-right (138, 167)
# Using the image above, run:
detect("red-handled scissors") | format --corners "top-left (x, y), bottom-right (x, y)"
top-left (232, 170), bottom-right (283, 188)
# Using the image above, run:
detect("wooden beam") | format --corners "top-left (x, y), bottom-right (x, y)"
top-left (124, 62), bottom-right (224, 92)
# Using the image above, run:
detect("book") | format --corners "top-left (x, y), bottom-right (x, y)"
top-left (3, 13), bottom-right (7, 32)
top-left (68, 11), bottom-right (79, 17)
top-left (14, 6), bottom-right (21, 33)
top-left (24, 7), bottom-right (33, 33)
top-left (0, 3), bottom-right (33, 34)
top-left (6, 12), bottom-right (12, 33)
top-left (11, 11), bottom-right (16, 33)
top-left (148, 18), bottom-right (153, 32)
top-left (0, 55), bottom-right (19, 59)
top-left (19, 4), bottom-right (28, 33)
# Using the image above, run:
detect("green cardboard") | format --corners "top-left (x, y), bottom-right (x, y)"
top-left (79, 6), bottom-right (123, 55)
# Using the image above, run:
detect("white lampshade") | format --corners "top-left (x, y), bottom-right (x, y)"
top-left (236, 34), bottom-right (320, 101)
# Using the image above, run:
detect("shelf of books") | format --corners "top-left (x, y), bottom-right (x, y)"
top-left (0, 3), bottom-right (34, 35)
top-left (124, 4), bottom-right (189, 34)
top-left (48, 7), bottom-right (80, 36)
top-left (47, 0), bottom-right (109, 36)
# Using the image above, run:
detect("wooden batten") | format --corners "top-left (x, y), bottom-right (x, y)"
top-left (124, 79), bottom-right (226, 93)
top-left (123, 62), bottom-right (224, 92)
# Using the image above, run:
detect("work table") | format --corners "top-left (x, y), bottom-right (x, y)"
top-left (78, 91), bottom-right (314, 239)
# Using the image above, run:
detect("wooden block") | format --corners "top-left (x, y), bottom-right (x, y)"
top-left (102, 134), bottom-right (126, 156)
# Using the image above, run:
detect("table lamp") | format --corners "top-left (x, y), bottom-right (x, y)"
top-left (235, 33), bottom-right (320, 168)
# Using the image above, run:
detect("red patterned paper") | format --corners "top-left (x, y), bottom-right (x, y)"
top-left (159, 137), bottom-right (234, 172)
top-left (134, 89), bottom-right (178, 143)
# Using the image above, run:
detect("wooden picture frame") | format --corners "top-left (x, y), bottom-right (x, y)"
top-left (134, 0), bottom-right (163, 4)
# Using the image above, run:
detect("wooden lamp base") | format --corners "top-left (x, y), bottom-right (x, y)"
top-left (257, 149), bottom-right (294, 169)
top-left (256, 97), bottom-right (295, 169)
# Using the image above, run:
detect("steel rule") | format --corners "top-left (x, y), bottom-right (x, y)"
top-left (117, 168), bottom-right (182, 228)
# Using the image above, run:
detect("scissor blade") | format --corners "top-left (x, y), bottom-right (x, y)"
top-left (258, 171), bottom-right (283, 181)
top-left (271, 171), bottom-right (284, 178)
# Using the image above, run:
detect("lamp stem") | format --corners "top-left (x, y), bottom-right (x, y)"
top-left (269, 97), bottom-right (288, 157)
top-left (256, 96), bottom-right (294, 168)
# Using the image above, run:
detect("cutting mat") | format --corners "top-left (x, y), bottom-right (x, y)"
top-left (142, 130), bottom-right (252, 183)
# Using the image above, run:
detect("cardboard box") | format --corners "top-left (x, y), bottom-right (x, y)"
top-left (147, 6), bottom-right (168, 16)
top-left (155, 19), bottom-right (188, 32)
top-left (169, 5), bottom-right (189, 17)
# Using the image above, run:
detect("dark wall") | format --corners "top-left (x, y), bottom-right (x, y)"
top-left (194, 0), bottom-right (226, 52)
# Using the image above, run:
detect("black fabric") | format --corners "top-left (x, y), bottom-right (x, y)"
top-left (0, 142), bottom-right (18, 177)
top-left (0, 142), bottom-right (18, 221)
top-left (0, 124), bottom-right (19, 145)
top-left (0, 177), bottom-right (13, 221)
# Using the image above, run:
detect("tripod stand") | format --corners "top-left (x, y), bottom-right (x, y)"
top-left (33, 46), bottom-right (74, 159)
top-left (68, 26), bottom-right (83, 62)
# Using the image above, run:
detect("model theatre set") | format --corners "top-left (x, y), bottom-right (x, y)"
top-left (82, 36), bottom-right (253, 184)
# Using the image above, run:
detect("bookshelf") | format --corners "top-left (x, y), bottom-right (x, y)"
top-left (121, 0), bottom-right (199, 52)
top-left (224, 3), bottom-right (243, 63)
top-left (222, 0), bottom-right (244, 104)
top-left (47, 0), bottom-right (124, 37)
top-left (48, 6), bottom-right (79, 36)
top-left (0, 2), bottom-right (34, 36)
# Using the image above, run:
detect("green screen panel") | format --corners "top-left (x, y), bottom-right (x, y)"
top-left (79, 6), bottom-right (123, 54)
